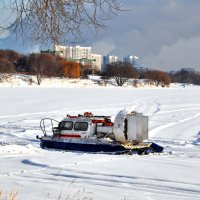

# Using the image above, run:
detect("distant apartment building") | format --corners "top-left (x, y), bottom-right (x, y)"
top-left (54, 45), bottom-right (104, 70)
top-left (102, 54), bottom-right (118, 71)
top-left (91, 54), bottom-right (102, 71)
top-left (123, 55), bottom-right (138, 67)
top-left (54, 45), bottom-right (92, 60)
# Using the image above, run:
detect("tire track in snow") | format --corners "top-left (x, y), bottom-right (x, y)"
top-left (150, 112), bottom-right (200, 137)
top-left (0, 101), bottom-right (134, 119)
top-left (0, 91), bottom-right (182, 120)
top-left (155, 107), bottom-right (200, 115)
top-left (13, 165), bottom-right (200, 199)
top-left (3, 155), bottom-right (127, 177)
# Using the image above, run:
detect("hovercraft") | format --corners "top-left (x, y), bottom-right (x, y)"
top-left (37, 110), bottom-right (163, 155)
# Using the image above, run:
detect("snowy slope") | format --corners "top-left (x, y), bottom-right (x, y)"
top-left (0, 86), bottom-right (200, 200)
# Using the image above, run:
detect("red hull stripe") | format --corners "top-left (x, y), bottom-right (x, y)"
top-left (55, 134), bottom-right (81, 138)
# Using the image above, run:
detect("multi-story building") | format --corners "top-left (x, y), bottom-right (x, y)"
top-left (102, 54), bottom-right (118, 71)
top-left (54, 45), bottom-right (105, 70)
top-left (53, 45), bottom-right (68, 58)
top-left (44, 46), bottom-right (139, 72)
top-left (91, 54), bottom-right (102, 71)
top-left (54, 45), bottom-right (92, 60)
top-left (123, 55), bottom-right (138, 67)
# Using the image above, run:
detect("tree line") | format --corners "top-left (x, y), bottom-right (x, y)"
top-left (103, 62), bottom-right (200, 87)
top-left (1, 49), bottom-right (200, 86)
top-left (103, 61), bottom-right (171, 87)
top-left (0, 49), bottom-right (94, 85)
top-left (169, 68), bottom-right (200, 85)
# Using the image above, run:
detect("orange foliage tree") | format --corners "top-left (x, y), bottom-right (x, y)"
top-left (145, 70), bottom-right (171, 87)
top-left (61, 60), bottom-right (80, 78)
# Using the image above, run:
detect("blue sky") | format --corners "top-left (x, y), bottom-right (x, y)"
top-left (1, 0), bottom-right (200, 71)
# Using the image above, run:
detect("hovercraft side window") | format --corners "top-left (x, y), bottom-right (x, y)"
top-left (74, 122), bottom-right (88, 131)
top-left (60, 121), bottom-right (73, 130)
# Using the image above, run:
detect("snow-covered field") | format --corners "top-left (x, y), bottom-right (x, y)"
top-left (0, 83), bottom-right (200, 199)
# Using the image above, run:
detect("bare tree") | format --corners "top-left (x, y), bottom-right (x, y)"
top-left (0, 58), bottom-right (16, 82)
top-left (103, 61), bottom-right (139, 86)
top-left (80, 63), bottom-right (100, 78)
top-left (28, 53), bottom-right (51, 85)
top-left (0, 0), bottom-right (123, 44)
top-left (0, 49), bottom-right (21, 62)
top-left (0, 50), bottom-right (18, 82)
top-left (170, 68), bottom-right (200, 85)
top-left (145, 70), bottom-right (171, 87)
